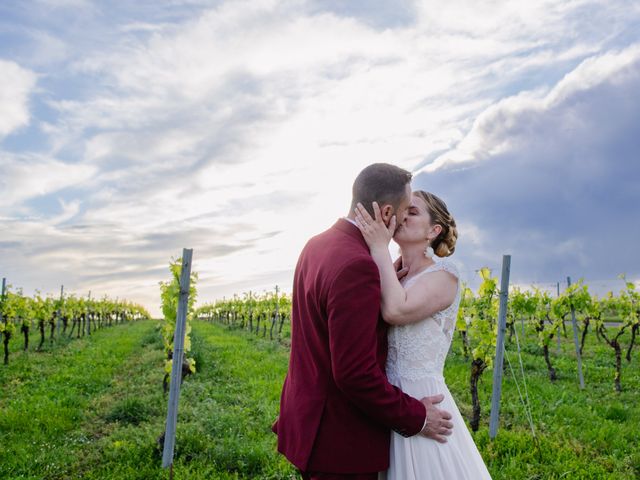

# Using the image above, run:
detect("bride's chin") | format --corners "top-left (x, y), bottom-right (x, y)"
top-left (393, 233), bottom-right (407, 246)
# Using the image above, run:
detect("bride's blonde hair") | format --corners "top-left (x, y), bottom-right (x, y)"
top-left (414, 191), bottom-right (458, 257)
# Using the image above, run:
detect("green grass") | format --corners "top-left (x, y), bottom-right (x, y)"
top-left (1, 319), bottom-right (638, 479)
top-left (2, 319), bottom-right (108, 363)
top-left (0, 320), bottom-right (157, 479)
top-left (447, 325), bottom-right (640, 479)
top-left (0, 320), bottom-right (297, 479)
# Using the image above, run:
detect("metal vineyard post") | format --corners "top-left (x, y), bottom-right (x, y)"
top-left (162, 248), bottom-right (194, 475)
top-left (489, 255), bottom-right (511, 439)
top-left (567, 277), bottom-right (585, 389)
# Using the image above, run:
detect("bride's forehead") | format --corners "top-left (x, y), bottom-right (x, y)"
top-left (410, 195), bottom-right (428, 210)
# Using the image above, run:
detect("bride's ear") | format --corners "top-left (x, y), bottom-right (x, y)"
top-left (429, 224), bottom-right (443, 239)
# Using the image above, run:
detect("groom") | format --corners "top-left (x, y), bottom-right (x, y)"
top-left (273, 163), bottom-right (453, 479)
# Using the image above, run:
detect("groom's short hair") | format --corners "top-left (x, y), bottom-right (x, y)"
top-left (350, 163), bottom-right (412, 216)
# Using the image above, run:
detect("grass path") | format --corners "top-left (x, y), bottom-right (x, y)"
top-left (2, 318), bottom-right (638, 479)
top-left (1, 319), bottom-right (297, 479)
top-left (0, 320), bottom-right (157, 479)
top-left (59, 319), bottom-right (297, 479)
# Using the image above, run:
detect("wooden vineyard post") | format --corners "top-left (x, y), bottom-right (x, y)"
top-left (162, 249), bottom-right (193, 478)
top-left (489, 255), bottom-right (511, 439)
top-left (567, 277), bottom-right (585, 389)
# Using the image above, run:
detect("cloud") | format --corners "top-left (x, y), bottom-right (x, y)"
top-left (0, 60), bottom-right (36, 139)
top-left (36, 0), bottom-right (91, 8)
top-left (2, 1), bottom-right (640, 314)
top-left (0, 214), bottom-right (280, 313)
top-left (414, 45), bottom-right (640, 288)
top-left (0, 152), bottom-right (97, 210)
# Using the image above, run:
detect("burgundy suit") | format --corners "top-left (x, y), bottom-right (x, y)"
top-left (273, 219), bottom-right (426, 476)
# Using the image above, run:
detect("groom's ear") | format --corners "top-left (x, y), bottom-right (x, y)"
top-left (380, 204), bottom-right (394, 224)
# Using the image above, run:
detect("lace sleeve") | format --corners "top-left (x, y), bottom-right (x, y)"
top-left (431, 259), bottom-right (460, 281)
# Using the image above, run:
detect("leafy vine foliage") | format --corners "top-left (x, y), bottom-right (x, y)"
top-left (159, 258), bottom-right (198, 393)
top-left (0, 285), bottom-right (149, 365)
top-left (464, 267), bottom-right (499, 432)
top-left (196, 290), bottom-right (292, 342)
top-left (190, 269), bottom-right (638, 431)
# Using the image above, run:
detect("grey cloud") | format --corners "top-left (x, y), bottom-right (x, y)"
top-left (414, 48), bottom-right (640, 289)
top-left (138, 230), bottom-right (258, 259)
top-left (0, 217), bottom-right (279, 306)
top-left (67, 69), bottom-right (307, 203)
top-left (79, 266), bottom-right (168, 284)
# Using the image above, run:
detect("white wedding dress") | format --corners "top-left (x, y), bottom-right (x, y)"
top-left (380, 260), bottom-right (492, 480)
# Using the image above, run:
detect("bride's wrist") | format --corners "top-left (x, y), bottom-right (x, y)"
top-left (370, 246), bottom-right (389, 258)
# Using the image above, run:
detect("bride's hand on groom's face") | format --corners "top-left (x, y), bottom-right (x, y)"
top-left (419, 394), bottom-right (454, 443)
top-left (354, 201), bottom-right (394, 253)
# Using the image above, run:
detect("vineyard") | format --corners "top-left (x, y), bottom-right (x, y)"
top-left (1, 264), bottom-right (639, 479)
top-left (195, 288), bottom-right (291, 342)
top-left (0, 280), bottom-right (150, 365)
top-left (196, 270), bottom-right (639, 430)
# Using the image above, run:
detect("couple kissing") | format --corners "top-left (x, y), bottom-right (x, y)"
top-left (273, 163), bottom-right (491, 480)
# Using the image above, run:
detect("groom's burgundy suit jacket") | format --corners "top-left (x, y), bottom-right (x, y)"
top-left (273, 219), bottom-right (426, 474)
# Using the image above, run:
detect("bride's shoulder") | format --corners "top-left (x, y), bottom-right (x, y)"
top-left (430, 258), bottom-right (461, 281)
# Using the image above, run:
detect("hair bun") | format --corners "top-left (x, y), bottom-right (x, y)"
top-left (435, 224), bottom-right (457, 257)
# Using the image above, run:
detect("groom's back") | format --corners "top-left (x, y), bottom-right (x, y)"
top-left (292, 221), bottom-right (373, 337)
top-left (274, 219), bottom-right (392, 474)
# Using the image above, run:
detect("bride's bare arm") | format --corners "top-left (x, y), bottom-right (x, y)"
top-left (369, 248), bottom-right (456, 325)
top-left (386, 271), bottom-right (457, 325)
top-left (354, 202), bottom-right (457, 325)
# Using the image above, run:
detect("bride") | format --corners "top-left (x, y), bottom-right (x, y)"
top-left (354, 190), bottom-right (492, 480)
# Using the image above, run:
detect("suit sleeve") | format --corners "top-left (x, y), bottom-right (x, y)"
top-left (327, 257), bottom-right (426, 436)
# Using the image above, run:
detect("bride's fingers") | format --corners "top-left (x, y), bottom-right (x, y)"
top-left (354, 207), bottom-right (367, 227)
top-left (388, 215), bottom-right (396, 234)
top-left (356, 202), bottom-right (375, 224)
top-left (372, 201), bottom-right (383, 223)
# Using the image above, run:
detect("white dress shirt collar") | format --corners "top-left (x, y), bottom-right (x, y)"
top-left (342, 216), bottom-right (358, 227)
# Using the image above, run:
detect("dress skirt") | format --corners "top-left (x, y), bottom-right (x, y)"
top-left (379, 374), bottom-right (492, 480)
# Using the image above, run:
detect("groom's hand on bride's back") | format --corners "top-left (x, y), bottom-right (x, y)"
top-left (419, 394), bottom-right (453, 443)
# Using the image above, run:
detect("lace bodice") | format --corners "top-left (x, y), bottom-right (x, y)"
top-left (386, 259), bottom-right (461, 383)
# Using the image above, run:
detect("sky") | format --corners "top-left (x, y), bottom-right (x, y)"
top-left (0, 0), bottom-right (639, 317)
